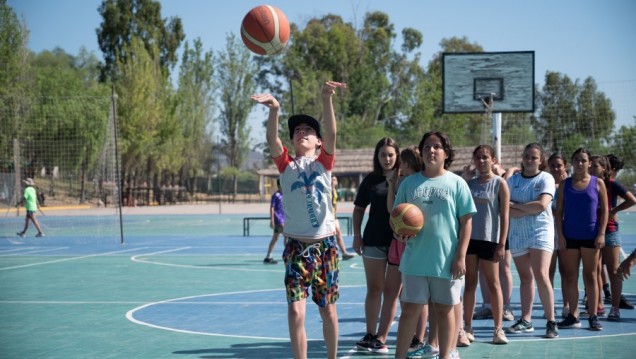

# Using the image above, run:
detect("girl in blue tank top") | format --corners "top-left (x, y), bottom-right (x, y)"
top-left (555, 148), bottom-right (608, 331)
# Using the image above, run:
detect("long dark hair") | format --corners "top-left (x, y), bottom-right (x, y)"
top-left (548, 153), bottom-right (567, 166)
top-left (591, 155), bottom-right (611, 181)
top-left (418, 131), bottom-right (455, 169)
top-left (520, 143), bottom-right (547, 172)
top-left (372, 137), bottom-right (400, 176)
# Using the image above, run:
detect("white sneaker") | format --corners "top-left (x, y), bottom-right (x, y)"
top-left (457, 328), bottom-right (470, 347)
top-left (493, 327), bottom-right (508, 344)
top-left (503, 306), bottom-right (515, 321)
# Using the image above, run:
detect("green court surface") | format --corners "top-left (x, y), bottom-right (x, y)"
top-left (1, 211), bottom-right (635, 358)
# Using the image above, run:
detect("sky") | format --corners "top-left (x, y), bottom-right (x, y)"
top-left (7, 0), bottom-right (636, 136)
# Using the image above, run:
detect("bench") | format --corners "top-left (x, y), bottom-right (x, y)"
top-left (243, 216), bottom-right (352, 237)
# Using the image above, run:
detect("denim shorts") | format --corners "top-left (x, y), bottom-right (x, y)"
top-left (362, 245), bottom-right (389, 260)
top-left (605, 231), bottom-right (621, 247)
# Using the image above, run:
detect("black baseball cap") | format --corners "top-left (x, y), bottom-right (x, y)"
top-left (288, 114), bottom-right (321, 140)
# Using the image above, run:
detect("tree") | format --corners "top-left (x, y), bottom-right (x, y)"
top-left (96, 0), bottom-right (184, 81)
top-left (29, 48), bottom-right (111, 201)
top-left (536, 72), bottom-right (615, 155)
top-left (215, 33), bottom-right (257, 197)
top-left (175, 38), bottom-right (216, 194)
top-left (256, 11), bottom-right (425, 149)
top-left (0, 0), bottom-right (31, 154)
top-left (611, 122), bottom-right (635, 169)
top-left (114, 37), bottom-right (181, 190)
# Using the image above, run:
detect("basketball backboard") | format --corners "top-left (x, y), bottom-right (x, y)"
top-left (442, 51), bottom-right (535, 113)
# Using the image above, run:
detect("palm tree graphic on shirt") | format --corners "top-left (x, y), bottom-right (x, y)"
top-left (290, 171), bottom-right (325, 227)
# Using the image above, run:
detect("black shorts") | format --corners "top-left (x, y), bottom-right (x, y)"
top-left (466, 240), bottom-right (498, 261)
top-left (565, 238), bottom-right (596, 249)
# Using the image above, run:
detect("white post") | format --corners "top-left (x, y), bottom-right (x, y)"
top-left (492, 112), bottom-right (502, 161)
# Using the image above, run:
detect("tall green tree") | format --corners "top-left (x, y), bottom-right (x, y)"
top-left (0, 0), bottom-right (31, 154)
top-left (96, 0), bottom-right (184, 81)
top-left (115, 37), bottom-right (181, 187)
top-left (610, 123), bottom-right (635, 169)
top-left (215, 33), bottom-right (257, 197)
top-left (29, 48), bottom-right (111, 200)
top-left (257, 11), bottom-right (425, 149)
top-left (175, 38), bottom-right (215, 193)
top-left (536, 72), bottom-right (615, 155)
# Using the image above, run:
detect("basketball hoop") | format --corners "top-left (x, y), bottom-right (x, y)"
top-left (480, 93), bottom-right (495, 116)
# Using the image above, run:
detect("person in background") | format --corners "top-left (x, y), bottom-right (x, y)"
top-left (556, 148), bottom-right (607, 331)
top-left (352, 137), bottom-right (400, 354)
top-left (17, 178), bottom-right (45, 238)
top-left (590, 155), bottom-right (636, 321)
top-left (618, 248), bottom-right (636, 281)
top-left (332, 176), bottom-right (355, 260)
top-left (264, 179), bottom-right (284, 264)
top-left (547, 153), bottom-right (572, 319)
top-left (506, 143), bottom-right (559, 339)
top-left (252, 80), bottom-right (347, 359)
top-left (605, 154), bottom-right (635, 310)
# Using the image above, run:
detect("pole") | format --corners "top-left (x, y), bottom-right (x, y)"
top-left (289, 76), bottom-right (295, 115)
top-left (111, 86), bottom-right (125, 244)
top-left (492, 112), bottom-right (502, 162)
top-left (217, 135), bottom-right (222, 214)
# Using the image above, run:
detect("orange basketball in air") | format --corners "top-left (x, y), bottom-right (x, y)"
top-left (390, 203), bottom-right (424, 237)
top-left (240, 5), bottom-right (290, 55)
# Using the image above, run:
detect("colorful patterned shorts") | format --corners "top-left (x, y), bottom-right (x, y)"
top-left (283, 236), bottom-right (339, 307)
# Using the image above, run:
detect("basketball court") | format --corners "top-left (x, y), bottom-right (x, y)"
top-left (1, 205), bottom-right (635, 358)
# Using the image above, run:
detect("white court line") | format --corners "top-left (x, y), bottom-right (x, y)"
top-left (130, 247), bottom-right (283, 272)
top-left (0, 247), bottom-right (36, 254)
top-left (0, 247), bottom-right (148, 271)
top-left (0, 247), bottom-right (68, 256)
top-left (130, 246), bottom-right (191, 260)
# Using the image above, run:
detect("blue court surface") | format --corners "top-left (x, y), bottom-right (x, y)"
top-left (1, 210), bottom-right (635, 358)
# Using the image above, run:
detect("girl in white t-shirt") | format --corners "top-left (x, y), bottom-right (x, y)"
top-left (506, 143), bottom-right (559, 339)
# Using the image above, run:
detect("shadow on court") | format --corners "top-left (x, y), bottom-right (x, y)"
top-left (173, 340), bottom-right (359, 358)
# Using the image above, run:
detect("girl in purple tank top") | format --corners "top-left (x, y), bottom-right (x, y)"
top-left (555, 148), bottom-right (608, 331)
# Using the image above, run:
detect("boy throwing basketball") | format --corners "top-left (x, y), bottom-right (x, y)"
top-left (251, 80), bottom-right (346, 359)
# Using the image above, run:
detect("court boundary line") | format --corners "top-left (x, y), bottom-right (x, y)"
top-left (0, 247), bottom-right (68, 256)
top-left (0, 247), bottom-right (148, 271)
top-left (126, 286), bottom-right (636, 343)
top-left (130, 247), bottom-right (288, 273)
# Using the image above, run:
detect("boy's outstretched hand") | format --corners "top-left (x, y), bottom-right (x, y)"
top-left (250, 93), bottom-right (280, 110)
top-left (322, 81), bottom-right (347, 98)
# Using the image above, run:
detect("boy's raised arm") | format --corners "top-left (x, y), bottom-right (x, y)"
top-left (320, 81), bottom-right (347, 155)
top-left (251, 94), bottom-right (283, 158)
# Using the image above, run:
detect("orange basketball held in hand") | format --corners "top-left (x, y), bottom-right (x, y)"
top-left (390, 203), bottom-right (424, 237)
top-left (240, 5), bottom-right (290, 55)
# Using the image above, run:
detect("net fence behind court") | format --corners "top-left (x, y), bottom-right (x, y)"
top-left (479, 80), bottom-right (635, 188)
top-left (0, 96), bottom-right (123, 243)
